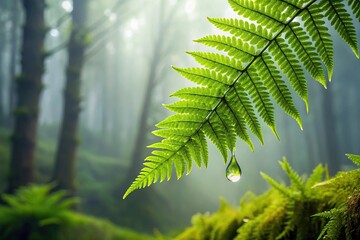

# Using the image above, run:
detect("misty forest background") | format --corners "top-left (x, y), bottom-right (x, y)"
top-left (0, 0), bottom-right (359, 235)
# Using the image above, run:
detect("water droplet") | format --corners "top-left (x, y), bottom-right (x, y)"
top-left (226, 151), bottom-right (242, 182)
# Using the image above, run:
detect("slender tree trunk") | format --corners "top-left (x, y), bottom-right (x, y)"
top-left (8, 0), bottom-right (20, 127)
top-left (119, 0), bottom-right (179, 193)
top-left (7, 0), bottom-right (46, 194)
top-left (121, 56), bottom-right (158, 191)
top-left (121, 23), bottom-right (164, 195)
top-left (0, 39), bottom-right (4, 125)
top-left (52, 0), bottom-right (87, 197)
top-left (0, 2), bottom-right (9, 127)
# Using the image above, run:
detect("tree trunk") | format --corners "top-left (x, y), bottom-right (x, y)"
top-left (0, 1), bottom-right (8, 126)
top-left (52, 0), bottom-right (87, 198)
top-left (0, 41), bottom-right (4, 126)
top-left (7, 0), bottom-right (46, 194)
top-left (8, 0), bottom-right (20, 127)
top-left (120, 11), bottom-right (166, 195)
top-left (322, 84), bottom-right (341, 175)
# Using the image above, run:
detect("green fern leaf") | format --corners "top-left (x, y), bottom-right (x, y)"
top-left (173, 67), bottom-right (232, 88)
top-left (345, 153), bottom-right (360, 166)
top-left (124, 0), bottom-right (360, 198)
top-left (195, 35), bottom-right (256, 61)
top-left (260, 172), bottom-right (293, 199)
top-left (163, 100), bottom-right (212, 115)
top-left (217, 102), bottom-right (252, 150)
top-left (313, 208), bottom-right (346, 240)
top-left (228, 0), bottom-right (295, 26)
top-left (349, 0), bottom-right (360, 22)
top-left (156, 114), bottom-right (204, 129)
top-left (286, 22), bottom-right (327, 87)
top-left (305, 164), bottom-right (326, 188)
top-left (245, 68), bottom-right (278, 138)
top-left (320, 0), bottom-right (359, 58)
top-left (208, 17), bottom-right (273, 41)
top-left (269, 39), bottom-right (309, 111)
top-left (214, 108), bottom-right (237, 150)
top-left (203, 119), bottom-right (229, 161)
top-left (187, 51), bottom-right (243, 73)
top-left (226, 83), bottom-right (263, 145)
top-left (186, 140), bottom-right (202, 168)
top-left (303, 4), bottom-right (334, 80)
top-left (257, 53), bottom-right (302, 128)
top-left (279, 158), bottom-right (305, 193)
top-left (196, 130), bottom-right (209, 167)
top-left (171, 86), bottom-right (224, 101)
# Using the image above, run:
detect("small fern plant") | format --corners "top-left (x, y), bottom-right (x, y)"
top-left (123, 0), bottom-right (360, 198)
top-left (312, 153), bottom-right (360, 240)
top-left (0, 184), bottom-right (78, 239)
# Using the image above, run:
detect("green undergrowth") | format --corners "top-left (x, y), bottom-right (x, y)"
top-left (176, 156), bottom-right (360, 240)
top-left (61, 212), bottom-right (155, 240)
top-left (0, 128), bottom-right (127, 220)
top-left (0, 184), bottom-right (154, 240)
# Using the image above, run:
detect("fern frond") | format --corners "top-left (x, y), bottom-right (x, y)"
top-left (313, 208), bottom-right (347, 240)
top-left (346, 153), bottom-right (360, 166)
top-left (279, 158), bottom-right (305, 193)
top-left (124, 0), bottom-right (360, 198)
top-left (305, 164), bottom-right (326, 188)
top-left (260, 172), bottom-right (293, 199)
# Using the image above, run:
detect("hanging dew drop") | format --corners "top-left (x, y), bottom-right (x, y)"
top-left (226, 150), bottom-right (242, 182)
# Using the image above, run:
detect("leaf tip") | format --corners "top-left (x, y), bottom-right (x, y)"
top-left (271, 126), bottom-right (280, 141)
top-left (123, 189), bottom-right (132, 199)
top-left (296, 118), bottom-right (303, 131)
top-left (305, 101), bottom-right (309, 113)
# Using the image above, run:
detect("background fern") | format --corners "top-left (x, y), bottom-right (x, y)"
top-left (124, 0), bottom-right (360, 198)
top-left (174, 155), bottom-right (360, 240)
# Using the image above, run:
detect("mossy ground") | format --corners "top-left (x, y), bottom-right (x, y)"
top-left (175, 158), bottom-right (360, 240)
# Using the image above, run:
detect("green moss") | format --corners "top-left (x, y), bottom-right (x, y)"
top-left (177, 199), bottom-right (241, 240)
top-left (175, 157), bottom-right (360, 240)
top-left (58, 212), bottom-right (155, 240)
